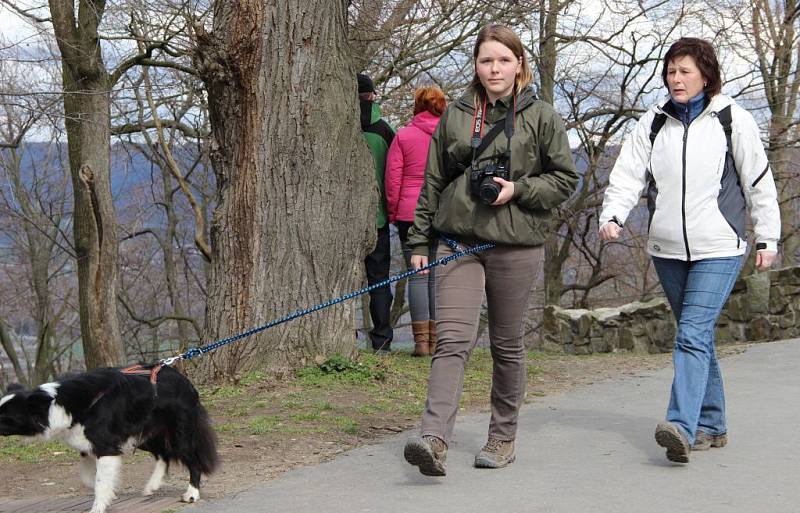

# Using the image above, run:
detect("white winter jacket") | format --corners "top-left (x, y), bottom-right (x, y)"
top-left (600, 94), bottom-right (780, 261)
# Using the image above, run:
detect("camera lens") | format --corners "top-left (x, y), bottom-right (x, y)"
top-left (479, 179), bottom-right (500, 204)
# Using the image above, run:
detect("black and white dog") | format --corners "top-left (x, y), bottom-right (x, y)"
top-left (0, 364), bottom-right (218, 513)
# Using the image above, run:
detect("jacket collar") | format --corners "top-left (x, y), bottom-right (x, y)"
top-left (656, 93), bottom-right (733, 123)
top-left (453, 86), bottom-right (538, 116)
top-left (669, 92), bottom-right (707, 124)
top-left (360, 100), bottom-right (381, 129)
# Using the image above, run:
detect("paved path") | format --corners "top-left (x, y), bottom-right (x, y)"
top-left (188, 340), bottom-right (800, 513)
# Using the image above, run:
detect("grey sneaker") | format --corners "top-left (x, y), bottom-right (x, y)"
top-left (404, 435), bottom-right (447, 476)
top-left (692, 431), bottom-right (728, 451)
top-left (655, 421), bottom-right (690, 463)
top-left (474, 437), bottom-right (515, 468)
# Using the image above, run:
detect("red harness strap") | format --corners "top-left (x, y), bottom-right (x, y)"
top-left (88, 364), bottom-right (164, 409)
top-left (120, 364), bottom-right (163, 386)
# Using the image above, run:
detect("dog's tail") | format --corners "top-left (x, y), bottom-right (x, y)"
top-left (196, 404), bottom-right (219, 475)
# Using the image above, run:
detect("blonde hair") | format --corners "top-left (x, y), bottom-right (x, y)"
top-left (469, 25), bottom-right (533, 96)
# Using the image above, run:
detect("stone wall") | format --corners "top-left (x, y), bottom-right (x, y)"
top-left (537, 266), bottom-right (800, 354)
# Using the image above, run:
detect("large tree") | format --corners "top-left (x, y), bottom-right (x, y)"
top-left (194, 0), bottom-right (375, 379)
top-left (46, 0), bottom-right (125, 367)
top-left (750, 0), bottom-right (800, 265)
top-left (41, 0), bottom-right (195, 368)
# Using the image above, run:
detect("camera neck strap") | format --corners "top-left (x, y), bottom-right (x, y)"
top-left (470, 93), bottom-right (516, 167)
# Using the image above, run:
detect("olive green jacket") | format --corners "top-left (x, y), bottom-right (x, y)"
top-left (407, 87), bottom-right (579, 255)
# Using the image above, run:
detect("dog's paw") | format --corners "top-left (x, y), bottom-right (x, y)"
top-left (181, 485), bottom-right (200, 503)
top-left (142, 486), bottom-right (155, 496)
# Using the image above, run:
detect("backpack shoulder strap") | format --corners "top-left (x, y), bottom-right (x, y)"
top-left (717, 105), bottom-right (733, 154)
top-left (649, 113), bottom-right (667, 146)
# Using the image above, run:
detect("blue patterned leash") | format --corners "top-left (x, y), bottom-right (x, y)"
top-left (160, 238), bottom-right (495, 366)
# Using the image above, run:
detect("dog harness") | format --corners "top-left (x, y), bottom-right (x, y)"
top-left (120, 363), bottom-right (164, 385)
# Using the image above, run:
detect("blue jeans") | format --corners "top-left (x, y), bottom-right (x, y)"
top-left (652, 255), bottom-right (744, 445)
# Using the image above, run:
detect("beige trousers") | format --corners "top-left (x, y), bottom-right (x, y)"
top-left (420, 241), bottom-right (543, 445)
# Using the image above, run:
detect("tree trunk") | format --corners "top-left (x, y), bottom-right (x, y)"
top-left (4, 146), bottom-right (61, 384)
top-left (161, 168), bottom-right (192, 352)
top-left (537, 0), bottom-right (559, 106)
top-left (0, 318), bottom-right (27, 386)
top-left (195, 0), bottom-right (374, 380)
top-left (768, 146), bottom-right (798, 265)
top-left (752, 0), bottom-right (800, 265)
top-left (544, 219), bottom-right (569, 305)
top-left (538, 0), bottom-right (562, 304)
top-left (49, 0), bottom-right (124, 369)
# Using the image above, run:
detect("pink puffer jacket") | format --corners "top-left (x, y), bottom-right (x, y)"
top-left (385, 111), bottom-right (441, 223)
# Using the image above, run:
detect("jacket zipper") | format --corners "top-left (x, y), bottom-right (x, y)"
top-left (722, 217), bottom-right (741, 248)
top-left (662, 102), bottom-right (735, 260)
top-left (681, 123), bottom-right (691, 261)
top-left (751, 164), bottom-right (769, 188)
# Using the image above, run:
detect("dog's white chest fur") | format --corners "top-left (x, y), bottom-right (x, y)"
top-left (43, 403), bottom-right (93, 453)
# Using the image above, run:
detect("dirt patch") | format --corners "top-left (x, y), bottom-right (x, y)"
top-left (0, 346), bottom-right (747, 507)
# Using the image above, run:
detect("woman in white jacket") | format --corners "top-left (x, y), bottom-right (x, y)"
top-left (599, 38), bottom-right (780, 463)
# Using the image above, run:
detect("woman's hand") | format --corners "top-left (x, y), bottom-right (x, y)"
top-left (490, 177), bottom-right (515, 206)
top-left (411, 254), bottom-right (429, 275)
top-left (599, 222), bottom-right (622, 241)
top-left (756, 249), bottom-right (777, 271)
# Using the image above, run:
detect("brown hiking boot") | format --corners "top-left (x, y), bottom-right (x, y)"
top-left (404, 435), bottom-right (447, 476)
top-left (655, 421), bottom-right (690, 463)
top-left (428, 319), bottom-right (437, 354)
top-left (474, 437), bottom-right (515, 468)
top-left (411, 321), bottom-right (430, 357)
top-left (692, 431), bottom-right (728, 451)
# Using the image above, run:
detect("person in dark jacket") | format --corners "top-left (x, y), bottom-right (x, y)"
top-left (358, 73), bottom-right (395, 353)
top-left (402, 25), bottom-right (579, 476)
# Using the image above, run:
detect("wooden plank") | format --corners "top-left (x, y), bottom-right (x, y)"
top-left (0, 494), bottom-right (182, 513)
top-left (111, 496), bottom-right (182, 513)
top-left (62, 497), bottom-right (93, 512)
top-left (61, 496), bottom-right (95, 511)
top-left (115, 495), bottom-right (182, 513)
top-left (8, 497), bottom-right (55, 513)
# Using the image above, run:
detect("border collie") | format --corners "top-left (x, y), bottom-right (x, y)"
top-left (0, 364), bottom-right (218, 513)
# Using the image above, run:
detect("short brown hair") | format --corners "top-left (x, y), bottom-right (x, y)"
top-left (413, 86), bottom-right (447, 116)
top-left (662, 38), bottom-right (722, 97)
top-left (469, 25), bottom-right (534, 95)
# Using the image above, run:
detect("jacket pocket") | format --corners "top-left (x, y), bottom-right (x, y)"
top-left (723, 218), bottom-right (741, 249)
top-left (432, 175), bottom-right (472, 235)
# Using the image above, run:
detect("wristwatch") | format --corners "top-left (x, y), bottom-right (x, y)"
top-left (609, 216), bottom-right (624, 228)
top-left (756, 242), bottom-right (767, 251)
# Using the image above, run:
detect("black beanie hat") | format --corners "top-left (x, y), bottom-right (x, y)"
top-left (357, 73), bottom-right (375, 94)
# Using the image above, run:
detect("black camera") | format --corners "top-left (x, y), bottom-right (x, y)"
top-left (470, 158), bottom-right (509, 205)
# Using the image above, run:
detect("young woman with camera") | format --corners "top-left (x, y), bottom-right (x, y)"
top-left (402, 24), bottom-right (578, 476)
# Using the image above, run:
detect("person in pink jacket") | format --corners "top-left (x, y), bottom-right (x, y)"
top-left (385, 86), bottom-right (446, 356)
